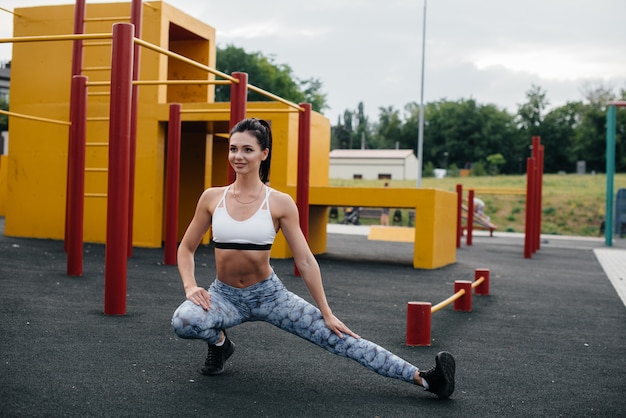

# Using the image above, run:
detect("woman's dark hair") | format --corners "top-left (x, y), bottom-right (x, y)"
top-left (230, 118), bottom-right (272, 183)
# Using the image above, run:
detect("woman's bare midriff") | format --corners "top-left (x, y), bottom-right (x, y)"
top-left (214, 248), bottom-right (274, 288)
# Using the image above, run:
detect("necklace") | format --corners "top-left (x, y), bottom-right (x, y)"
top-left (232, 183), bottom-right (264, 204)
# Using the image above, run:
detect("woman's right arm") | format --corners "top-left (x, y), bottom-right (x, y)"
top-left (177, 188), bottom-right (216, 310)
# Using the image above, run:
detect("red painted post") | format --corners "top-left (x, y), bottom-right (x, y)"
top-left (127, 0), bottom-right (143, 257)
top-left (65, 0), bottom-right (86, 251)
top-left (228, 72), bottom-right (248, 184)
top-left (294, 104), bottom-right (311, 276)
top-left (532, 136), bottom-right (539, 253)
top-left (454, 281), bottom-right (473, 312)
top-left (406, 302), bottom-right (432, 346)
top-left (164, 104), bottom-right (182, 266)
top-left (66, 75), bottom-right (88, 276)
top-left (466, 189), bottom-right (474, 246)
top-left (524, 157), bottom-right (535, 259)
top-left (536, 145), bottom-right (544, 249)
top-left (71, 0), bottom-right (86, 76)
top-left (534, 140), bottom-right (544, 251)
top-left (456, 184), bottom-right (462, 248)
top-left (104, 23), bottom-right (134, 315)
top-left (474, 268), bottom-right (490, 296)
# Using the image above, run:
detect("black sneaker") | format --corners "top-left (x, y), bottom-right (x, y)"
top-left (419, 351), bottom-right (456, 399)
top-left (200, 332), bottom-right (235, 376)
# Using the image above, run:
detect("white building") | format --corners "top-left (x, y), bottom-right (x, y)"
top-left (329, 149), bottom-right (418, 180)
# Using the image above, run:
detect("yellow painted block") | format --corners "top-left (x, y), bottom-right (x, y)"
top-left (308, 186), bottom-right (457, 269)
top-left (368, 226), bottom-right (415, 243)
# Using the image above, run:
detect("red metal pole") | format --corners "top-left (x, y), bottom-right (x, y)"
top-left (537, 145), bottom-right (545, 249)
top-left (104, 23), bottom-right (134, 315)
top-left (466, 189), bottom-right (474, 246)
top-left (454, 281), bottom-right (473, 312)
top-left (65, 0), bottom-right (86, 251)
top-left (71, 0), bottom-right (86, 76)
top-left (228, 72), bottom-right (248, 184)
top-left (532, 136), bottom-right (540, 252)
top-left (294, 104), bottom-right (311, 276)
top-left (535, 142), bottom-right (544, 251)
top-left (297, 103), bottom-right (311, 240)
top-left (127, 0), bottom-right (143, 257)
top-left (474, 268), bottom-right (490, 296)
top-left (406, 302), bottom-right (431, 346)
top-left (66, 75), bottom-right (88, 276)
top-left (456, 184), bottom-right (462, 248)
top-left (164, 104), bottom-right (182, 266)
top-left (524, 157), bottom-right (535, 259)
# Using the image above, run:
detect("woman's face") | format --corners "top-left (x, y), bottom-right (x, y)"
top-left (229, 131), bottom-right (268, 177)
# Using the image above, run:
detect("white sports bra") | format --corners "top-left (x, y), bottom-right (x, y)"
top-left (211, 185), bottom-right (276, 250)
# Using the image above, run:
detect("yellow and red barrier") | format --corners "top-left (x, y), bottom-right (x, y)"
top-left (406, 268), bottom-right (490, 346)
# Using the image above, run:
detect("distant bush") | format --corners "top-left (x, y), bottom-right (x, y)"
top-left (447, 164), bottom-right (460, 177)
top-left (470, 161), bottom-right (487, 176)
top-left (423, 161), bottom-right (435, 177)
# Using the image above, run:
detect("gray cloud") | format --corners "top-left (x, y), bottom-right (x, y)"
top-left (1, 0), bottom-right (624, 121)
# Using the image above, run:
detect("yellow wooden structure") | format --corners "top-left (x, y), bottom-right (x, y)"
top-left (306, 186), bottom-right (457, 269)
top-left (2, 1), bottom-right (456, 269)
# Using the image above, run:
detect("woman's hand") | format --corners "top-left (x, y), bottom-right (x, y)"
top-left (185, 286), bottom-right (211, 311)
top-left (324, 313), bottom-right (361, 339)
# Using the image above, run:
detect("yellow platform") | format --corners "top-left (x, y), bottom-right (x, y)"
top-left (368, 226), bottom-right (415, 243)
top-left (306, 186), bottom-right (457, 269)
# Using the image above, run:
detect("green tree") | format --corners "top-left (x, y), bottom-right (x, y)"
top-left (422, 161), bottom-right (435, 177)
top-left (540, 102), bottom-right (583, 173)
top-left (373, 106), bottom-right (402, 149)
top-left (331, 111), bottom-right (353, 149)
top-left (570, 84), bottom-right (620, 173)
top-left (416, 99), bottom-right (518, 173)
top-left (331, 83), bottom-right (625, 174)
top-left (514, 85), bottom-right (550, 172)
top-left (616, 87), bottom-right (626, 172)
top-left (214, 44), bottom-right (328, 113)
top-left (516, 84), bottom-right (548, 133)
top-left (486, 153), bottom-right (506, 175)
top-left (470, 161), bottom-right (487, 176)
top-left (354, 102), bottom-right (370, 149)
top-left (398, 102), bottom-right (420, 152)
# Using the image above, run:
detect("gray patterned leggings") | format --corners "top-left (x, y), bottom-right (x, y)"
top-left (171, 272), bottom-right (418, 383)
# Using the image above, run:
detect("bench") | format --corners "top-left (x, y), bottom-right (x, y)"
top-left (360, 208), bottom-right (383, 220)
top-left (461, 215), bottom-right (497, 236)
top-left (327, 207), bottom-right (382, 222)
top-left (328, 207), bottom-right (416, 226)
top-left (462, 223), bottom-right (496, 237)
top-left (461, 204), bottom-right (497, 236)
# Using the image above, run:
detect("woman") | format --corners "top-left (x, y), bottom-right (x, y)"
top-left (171, 118), bottom-right (455, 399)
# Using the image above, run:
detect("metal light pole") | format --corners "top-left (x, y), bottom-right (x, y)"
top-left (416, 0), bottom-right (427, 187)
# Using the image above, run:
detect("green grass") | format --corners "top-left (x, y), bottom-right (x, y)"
top-left (329, 173), bottom-right (626, 237)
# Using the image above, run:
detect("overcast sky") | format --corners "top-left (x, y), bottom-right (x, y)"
top-left (1, 0), bottom-right (625, 122)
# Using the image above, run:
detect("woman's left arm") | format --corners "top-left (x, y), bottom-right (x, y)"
top-left (276, 192), bottom-right (360, 339)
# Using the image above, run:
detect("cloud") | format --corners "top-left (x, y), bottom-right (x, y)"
top-left (219, 22), bottom-right (329, 41)
top-left (1, 0), bottom-right (625, 122)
